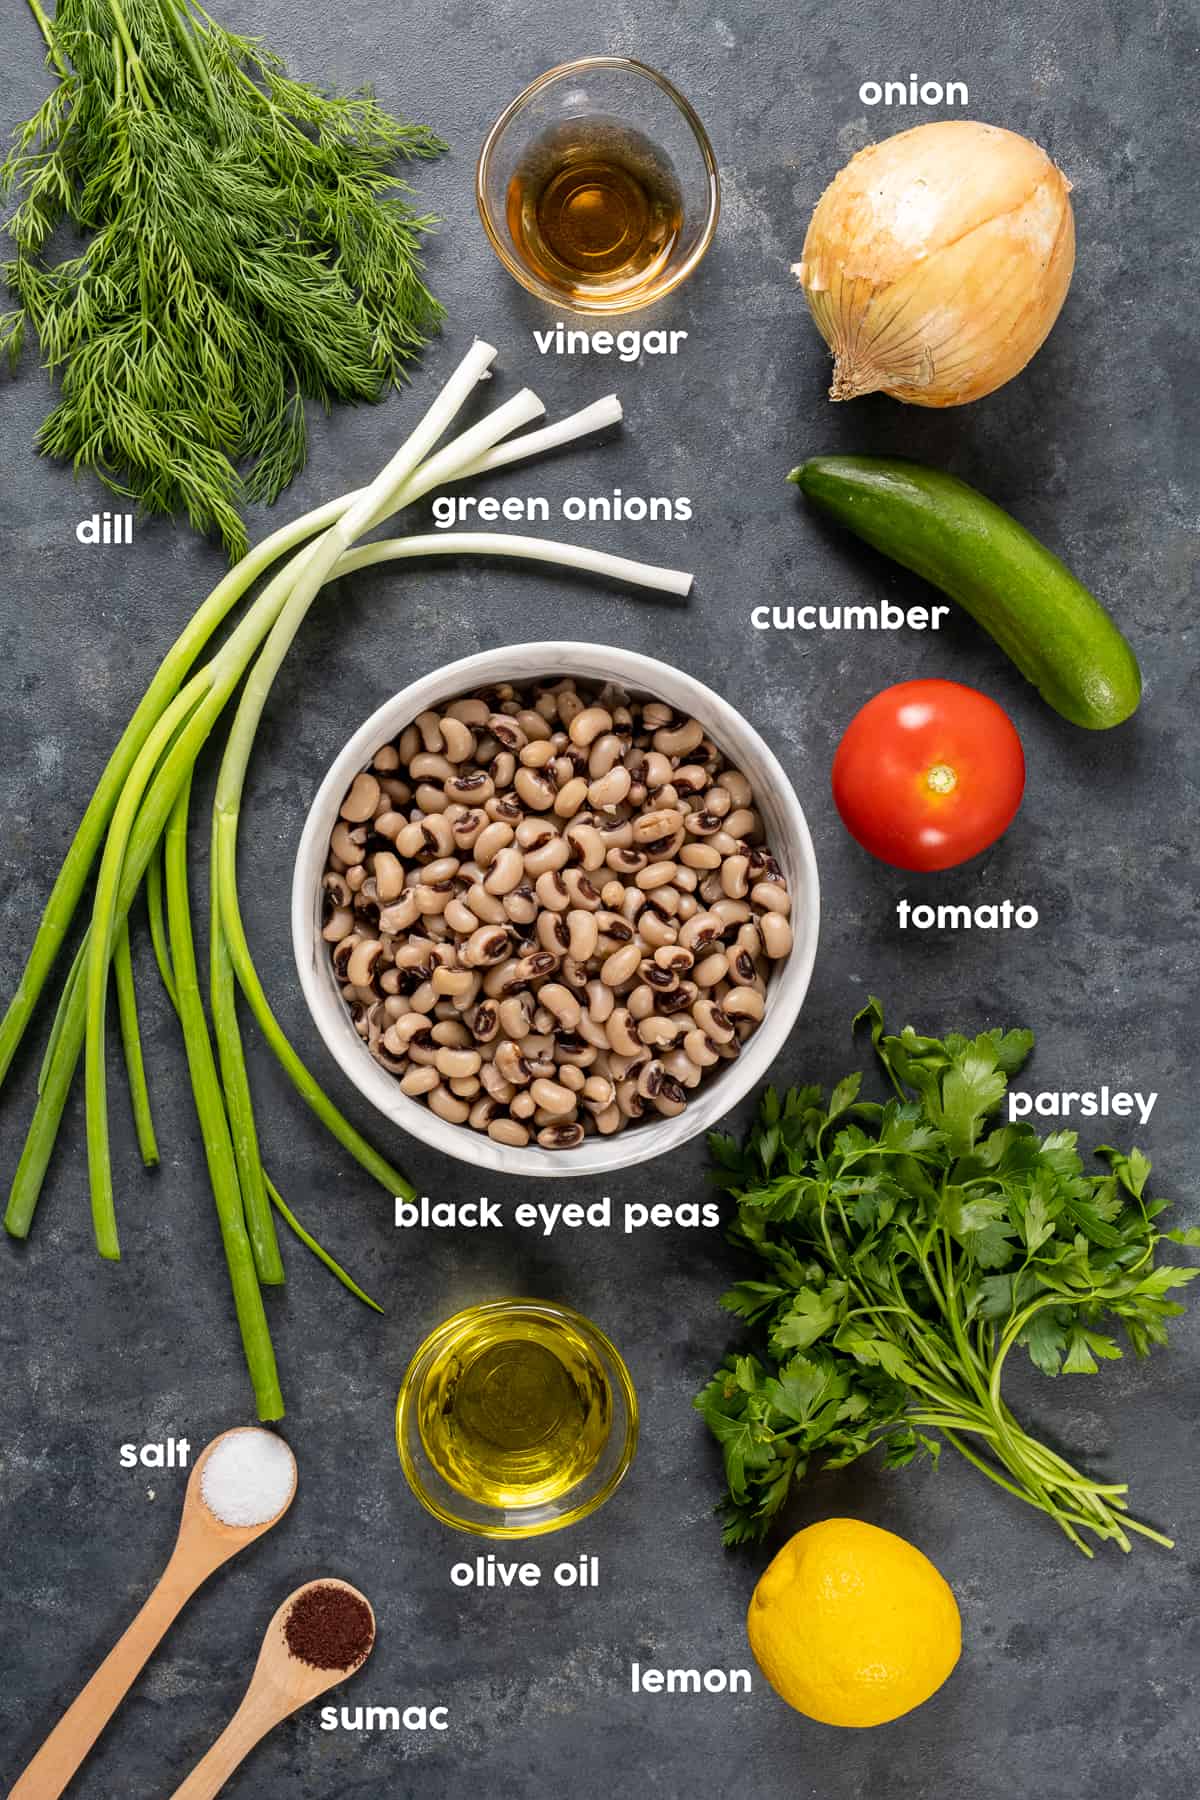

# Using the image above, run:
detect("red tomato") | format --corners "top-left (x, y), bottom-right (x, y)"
top-left (832, 680), bottom-right (1025, 872)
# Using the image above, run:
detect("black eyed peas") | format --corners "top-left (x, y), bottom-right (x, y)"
top-left (322, 677), bottom-right (797, 1149)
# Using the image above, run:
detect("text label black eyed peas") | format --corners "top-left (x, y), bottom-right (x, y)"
top-left (322, 678), bottom-right (797, 1149)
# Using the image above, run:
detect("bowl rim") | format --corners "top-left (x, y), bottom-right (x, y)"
top-left (474, 55), bottom-right (721, 316)
top-left (291, 641), bottom-right (820, 1179)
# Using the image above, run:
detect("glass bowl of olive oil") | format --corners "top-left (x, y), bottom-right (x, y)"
top-left (396, 1300), bottom-right (638, 1537)
top-left (476, 57), bottom-right (719, 314)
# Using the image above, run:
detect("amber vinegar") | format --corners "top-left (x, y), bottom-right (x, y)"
top-left (505, 116), bottom-right (684, 305)
top-left (416, 1306), bottom-right (613, 1508)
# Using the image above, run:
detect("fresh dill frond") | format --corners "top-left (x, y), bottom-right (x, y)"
top-left (2, 0), bottom-right (447, 559)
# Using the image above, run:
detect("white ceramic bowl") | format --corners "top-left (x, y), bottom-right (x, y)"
top-left (292, 644), bottom-right (820, 1178)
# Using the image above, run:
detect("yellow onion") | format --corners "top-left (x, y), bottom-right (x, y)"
top-left (794, 121), bottom-right (1075, 407)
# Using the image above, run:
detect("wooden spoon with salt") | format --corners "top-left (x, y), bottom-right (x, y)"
top-left (168, 1579), bottom-right (375, 1799)
top-left (9, 1427), bottom-right (296, 1800)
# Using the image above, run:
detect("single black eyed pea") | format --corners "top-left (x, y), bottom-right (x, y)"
top-left (484, 846), bottom-right (525, 896)
top-left (487, 711), bottom-right (528, 751)
top-left (587, 732), bottom-right (624, 778)
top-left (635, 859), bottom-right (677, 892)
top-left (504, 885), bottom-right (538, 926)
top-left (373, 851), bottom-right (406, 904)
top-left (693, 949), bottom-right (730, 988)
top-left (664, 1048), bottom-right (703, 1089)
top-left (725, 807), bottom-right (760, 840)
top-left (429, 1084), bottom-right (471, 1124)
top-left (330, 821), bottom-right (366, 865)
top-left (378, 968), bottom-right (403, 995)
top-left (636, 1059), bottom-right (665, 1099)
top-left (474, 821), bottom-right (514, 869)
top-left (514, 767), bottom-right (556, 811)
top-left (532, 870), bottom-right (569, 914)
top-left (469, 1095), bottom-right (499, 1130)
top-left (552, 775), bottom-right (589, 819)
top-left (462, 924), bottom-right (511, 968)
top-left (519, 738), bottom-right (556, 769)
top-left (559, 1064), bottom-right (586, 1093)
top-left (752, 880), bottom-right (792, 916)
top-left (410, 750), bottom-right (457, 783)
top-left (598, 817), bottom-right (635, 849)
top-left (592, 1103), bottom-right (623, 1135)
top-left (639, 959), bottom-right (679, 995)
top-left (530, 1077), bottom-right (576, 1117)
top-left (582, 1074), bottom-right (616, 1112)
top-left (432, 966), bottom-right (475, 998)
top-left (607, 847), bottom-right (647, 877)
top-left (633, 807), bottom-right (684, 845)
top-left (567, 910), bottom-right (598, 961)
top-left (761, 913), bottom-right (794, 959)
top-left (498, 993), bottom-right (534, 1039)
top-left (722, 769), bottom-right (754, 808)
top-left (488, 1117), bottom-right (530, 1146)
top-left (540, 982), bottom-right (582, 1029)
top-left (400, 1066), bottom-right (439, 1097)
top-left (608, 1048), bottom-right (650, 1081)
top-left (414, 885), bottom-right (451, 918)
top-left (537, 911), bottom-right (570, 955)
top-left (435, 1046), bottom-right (482, 1080)
top-left (693, 997), bottom-right (735, 1043)
top-left (408, 980), bottom-right (438, 1015)
top-left (585, 979), bottom-right (615, 1023)
top-left (698, 871), bottom-right (726, 906)
top-left (628, 984), bottom-right (657, 1021)
top-left (712, 898), bottom-right (752, 929)
top-left (322, 907), bottom-right (355, 943)
top-left (414, 783), bottom-right (450, 815)
top-left (724, 986), bottom-right (766, 1022)
top-left (393, 821), bottom-right (426, 859)
top-left (494, 1039), bottom-right (532, 1085)
top-left (440, 717), bottom-right (476, 763)
top-left (512, 951), bottom-right (559, 988)
top-left (340, 771), bottom-right (381, 823)
top-left (568, 705), bottom-right (613, 747)
top-left (422, 856), bottom-right (461, 886)
top-left (511, 1090), bottom-right (537, 1120)
top-left (606, 1007), bottom-right (642, 1057)
top-left (653, 718), bottom-right (705, 758)
top-left (345, 865), bottom-right (367, 893)
top-left (345, 939), bottom-right (382, 987)
top-left (472, 1001), bottom-right (500, 1042)
top-left (449, 1076), bottom-right (481, 1100)
top-left (736, 922), bottom-right (764, 960)
top-left (588, 767), bottom-right (632, 809)
top-left (725, 947), bottom-right (760, 988)
top-left (525, 833), bottom-right (570, 877)
top-left (679, 911), bottom-right (723, 952)
top-left (512, 815), bottom-right (550, 849)
top-left (373, 744), bottom-right (401, 773)
top-left (704, 786), bottom-right (732, 819)
top-left (721, 854), bottom-right (750, 899)
top-left (639, 1014), bottom-right (687, 1049)
top-left (414, 710), bottom-right (444, 753)
top-left (601, 942), bottom-right (641, 987)
top-left (490, 750), bottom-right (517, 790)
top-left (538, 1122), bottom-right (585, 1150)
top-left (616, 1079), bottom-right (645, 1120)
top-left (398, 724), bottom-right (422, 763)
top-left (406, 1038), bottom-right (439, 1067)
top-left (684, 1028), bottom-right (720, 1068)
top-left (465, 883), bottom-right (507, 925)
top-left (565, 822), bottom-right (606, 870)
top-left (638, 910), bottom-right (677, 950)
top-left (652, 1076), bottom-right (688, 1118)
top-left (446, 770), bottom-right (495, 805)
top-left (444, 896), bottom-right (478, 936)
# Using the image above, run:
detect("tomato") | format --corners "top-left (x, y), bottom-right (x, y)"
top-left (832, 680), bottom-right (1025, 872)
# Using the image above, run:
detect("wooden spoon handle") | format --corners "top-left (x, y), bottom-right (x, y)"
top-left (167, 1691), bottom-right (283, 1800)
top-left (9, 1551), bottom-right (207, 1800)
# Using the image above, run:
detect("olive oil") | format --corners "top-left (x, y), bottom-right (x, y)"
top-left (505, 117), bottom-right (684, 306)
top-left (416, 1307), bottom-right (613, 1508)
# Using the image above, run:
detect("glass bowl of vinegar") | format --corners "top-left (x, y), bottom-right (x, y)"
top-left (476, 57), bottom-right (719, 314)
top-left (396, 1300), bottom-right (638, 1537)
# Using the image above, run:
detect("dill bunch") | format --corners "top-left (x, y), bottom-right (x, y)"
top-left (1, 0), bottom-right (447, 559)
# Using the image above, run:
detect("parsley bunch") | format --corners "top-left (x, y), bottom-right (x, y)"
top-left (2, 0), bottom-right (445, 559)
top-left (697, 999), bottom-right (1199, 1555)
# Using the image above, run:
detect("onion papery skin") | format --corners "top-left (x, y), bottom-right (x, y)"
top-left (794, 121), bottom-right (1075, 408)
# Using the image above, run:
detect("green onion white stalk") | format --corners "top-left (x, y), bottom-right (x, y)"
top-left (0, 340), bottom-right (692, 1416)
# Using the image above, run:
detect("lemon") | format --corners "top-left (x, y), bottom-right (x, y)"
top-left (747, 1518), bottom-right (961, 1727)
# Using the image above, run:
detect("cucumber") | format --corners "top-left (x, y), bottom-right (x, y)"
top-left (789, 456), bottom-right (1141, 729)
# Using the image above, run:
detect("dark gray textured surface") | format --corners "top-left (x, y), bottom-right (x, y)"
top-left (2, 2), bottom-right (1198, 1796)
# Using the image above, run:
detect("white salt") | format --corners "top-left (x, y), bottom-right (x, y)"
top-left (200, 1428), bottom-right (295, 1527)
